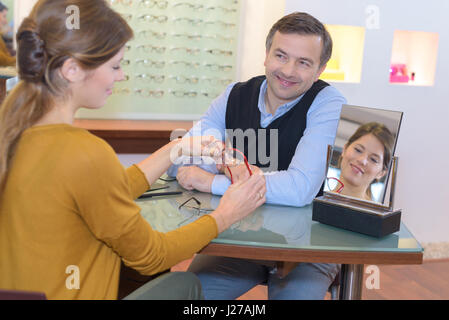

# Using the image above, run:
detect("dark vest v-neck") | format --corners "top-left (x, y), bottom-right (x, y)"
top-left (225, 75), bottom-right (329, 171)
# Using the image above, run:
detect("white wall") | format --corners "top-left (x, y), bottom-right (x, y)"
top-left (285, 0), bottom-right (449, 243)
top-left (14, 0), bottom-right (37, 33)
top-left (238, 0), bottom-right (285, 81)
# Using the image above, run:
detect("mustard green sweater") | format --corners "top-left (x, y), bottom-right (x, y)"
top-left (0, 124), bottom-right (218, 299)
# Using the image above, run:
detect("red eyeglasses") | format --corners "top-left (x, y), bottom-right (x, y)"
top-left (204, 140), bottom-right (253, 184)
top-left (222, 147), bottom-right (253, 184)
top-left (326, 177), bottom-right (344, 193)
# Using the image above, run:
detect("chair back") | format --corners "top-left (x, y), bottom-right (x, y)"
top-left (0, 289), bottom-right (47, 300)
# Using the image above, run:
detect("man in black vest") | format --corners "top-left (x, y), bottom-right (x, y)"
top-left (169, 12), bottom-right (346, 299)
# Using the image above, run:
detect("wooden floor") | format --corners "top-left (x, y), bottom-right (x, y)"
top-left (171, 258), bottom-right (449, 300)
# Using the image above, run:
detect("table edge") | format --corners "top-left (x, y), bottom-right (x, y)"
top-left (199, 243), bottom-right (424, 265)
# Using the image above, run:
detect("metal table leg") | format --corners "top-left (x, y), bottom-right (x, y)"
top-left (339, 264), bottom-right (364, 300)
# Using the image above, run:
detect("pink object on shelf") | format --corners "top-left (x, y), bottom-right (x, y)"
top-left (390, 63), bottom-right (409, 83)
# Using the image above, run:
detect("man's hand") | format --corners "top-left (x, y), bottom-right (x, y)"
top-left (176, 166), bottom-right (214, 193)
top-left (224, 163), bottom-right (265, 184)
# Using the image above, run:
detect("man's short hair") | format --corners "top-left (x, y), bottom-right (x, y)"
top-left (265, 12), bottom-right (332, 68)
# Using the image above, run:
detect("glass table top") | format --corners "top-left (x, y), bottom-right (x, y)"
top-left (137, 182), bottom-right (423, 254)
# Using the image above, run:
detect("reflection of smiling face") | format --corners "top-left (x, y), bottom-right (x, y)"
top-left (340, 133), bottom-right (387, 195)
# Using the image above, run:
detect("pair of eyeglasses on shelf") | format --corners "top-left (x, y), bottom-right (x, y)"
top-left (172, 17), bottom-right (236, 28)
top-left (169, 75), bottom-right (199, 84)
top-left (171, 33), bottom-right (202, 41)
top-left (110, 0), bottom-right (133, 7)
top-left (170, 47), bottom-right (201, 55)
top-left (167, 61), bottom-right (233, 71)
top-left (169, 60), bottom-right (201, 69)
top-left (112, 88), bottom-right (219, 98)
top-left (177, 196), bottom-right (214, 227)
top-left (139, 0), bottom-right (168, 9)
top-left (137, 44), bottom-right (166, 54)
top-left (204, 63), bottom-right (233, 72)
top-left (204, 49), bottom-right (233, 56)
top-left (171, 48), bottom-right (233, 56)
top-left (120, 59), bottom-right (131, 66)
top-left (170, 90), bottom-right (198, 98)
top-left (173, 17), bottom-right (204, 26)
top-left (138, 14), bottom-right (168, 23)
top-left (206, 34), bottom-right (234, 42)
top-left (201, 77), bottom-right (233, 86)
top-left (136, 59), bottom-right (166, 68)
top-left (168, 90), bottom-right (220, 98)
top-left (204, 20), bottom-right (236, 28)
top-left (135, 88), bottom-right (164, 98)
top-left (136, 73), bottom-right (165, 83)
top-left (205, 6), bottom-right (237, 13)
top-left (326, 177), bottom-right (344, 193)
top-left (172, 2), bottom-right (238, 13)
top-left (138, 30), bottom-right (167, 40)
top-left (113, 88), bottom-right (131, 95)
top-left (170, 33), bottom-right (234, 42)
top-left (173, 2), bottom-right (204, 10)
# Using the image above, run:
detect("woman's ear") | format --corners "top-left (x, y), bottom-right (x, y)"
top-left (375, 168), bottom-right (387, 181)
top-left (60, 58), bottom-right (86, 83)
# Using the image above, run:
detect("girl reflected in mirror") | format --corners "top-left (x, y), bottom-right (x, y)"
top-left (331, 122), bottom-right (394, 201)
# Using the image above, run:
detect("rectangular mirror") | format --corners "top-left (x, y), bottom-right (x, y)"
top-left (324, 104), bottom-right (403, 205)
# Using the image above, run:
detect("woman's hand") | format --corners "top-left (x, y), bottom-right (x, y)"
top-left (137, 137), bottom-right (222, 188)
top-left (170, 136), bottom-right (224, 163)
top-left (210, 172), bottom-right (266, 233)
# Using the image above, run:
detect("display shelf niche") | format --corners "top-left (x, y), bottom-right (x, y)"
top-left (320, 24), bottom-right (365, 83)
top-left (389, 30), bottom-right (439, 86)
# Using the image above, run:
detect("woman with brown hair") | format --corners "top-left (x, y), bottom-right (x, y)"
top-left (334, 122), bottom-right (394, 201)
top-left (0, 0), bottom-right (266, 300)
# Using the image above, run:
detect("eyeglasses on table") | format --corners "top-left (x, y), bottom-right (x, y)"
top-left (177, 196), bottom-right (214, 227)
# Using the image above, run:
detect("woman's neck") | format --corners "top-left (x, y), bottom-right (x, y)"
top-left (33, 99), bottom-right (78, 127)
top-left (338, 177), bottom-right (371, 201)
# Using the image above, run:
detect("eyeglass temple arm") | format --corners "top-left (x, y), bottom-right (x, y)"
top-left (223, 147), bottom-right (252, 184)
top-left (178, 197), bottom-right (201, 210)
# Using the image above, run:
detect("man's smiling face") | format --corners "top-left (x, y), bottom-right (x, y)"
top-left (264, 31), bottom-right (326, 108)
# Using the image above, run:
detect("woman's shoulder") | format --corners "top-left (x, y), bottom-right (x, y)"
top-left (40, 125), bottom-right (120, 170)
top-left (68, 127), bottom-right (118, 162)
top-left (67, 126), bottom-right (112, 150)
top-left (22, 124), bottom-right (122, 175)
